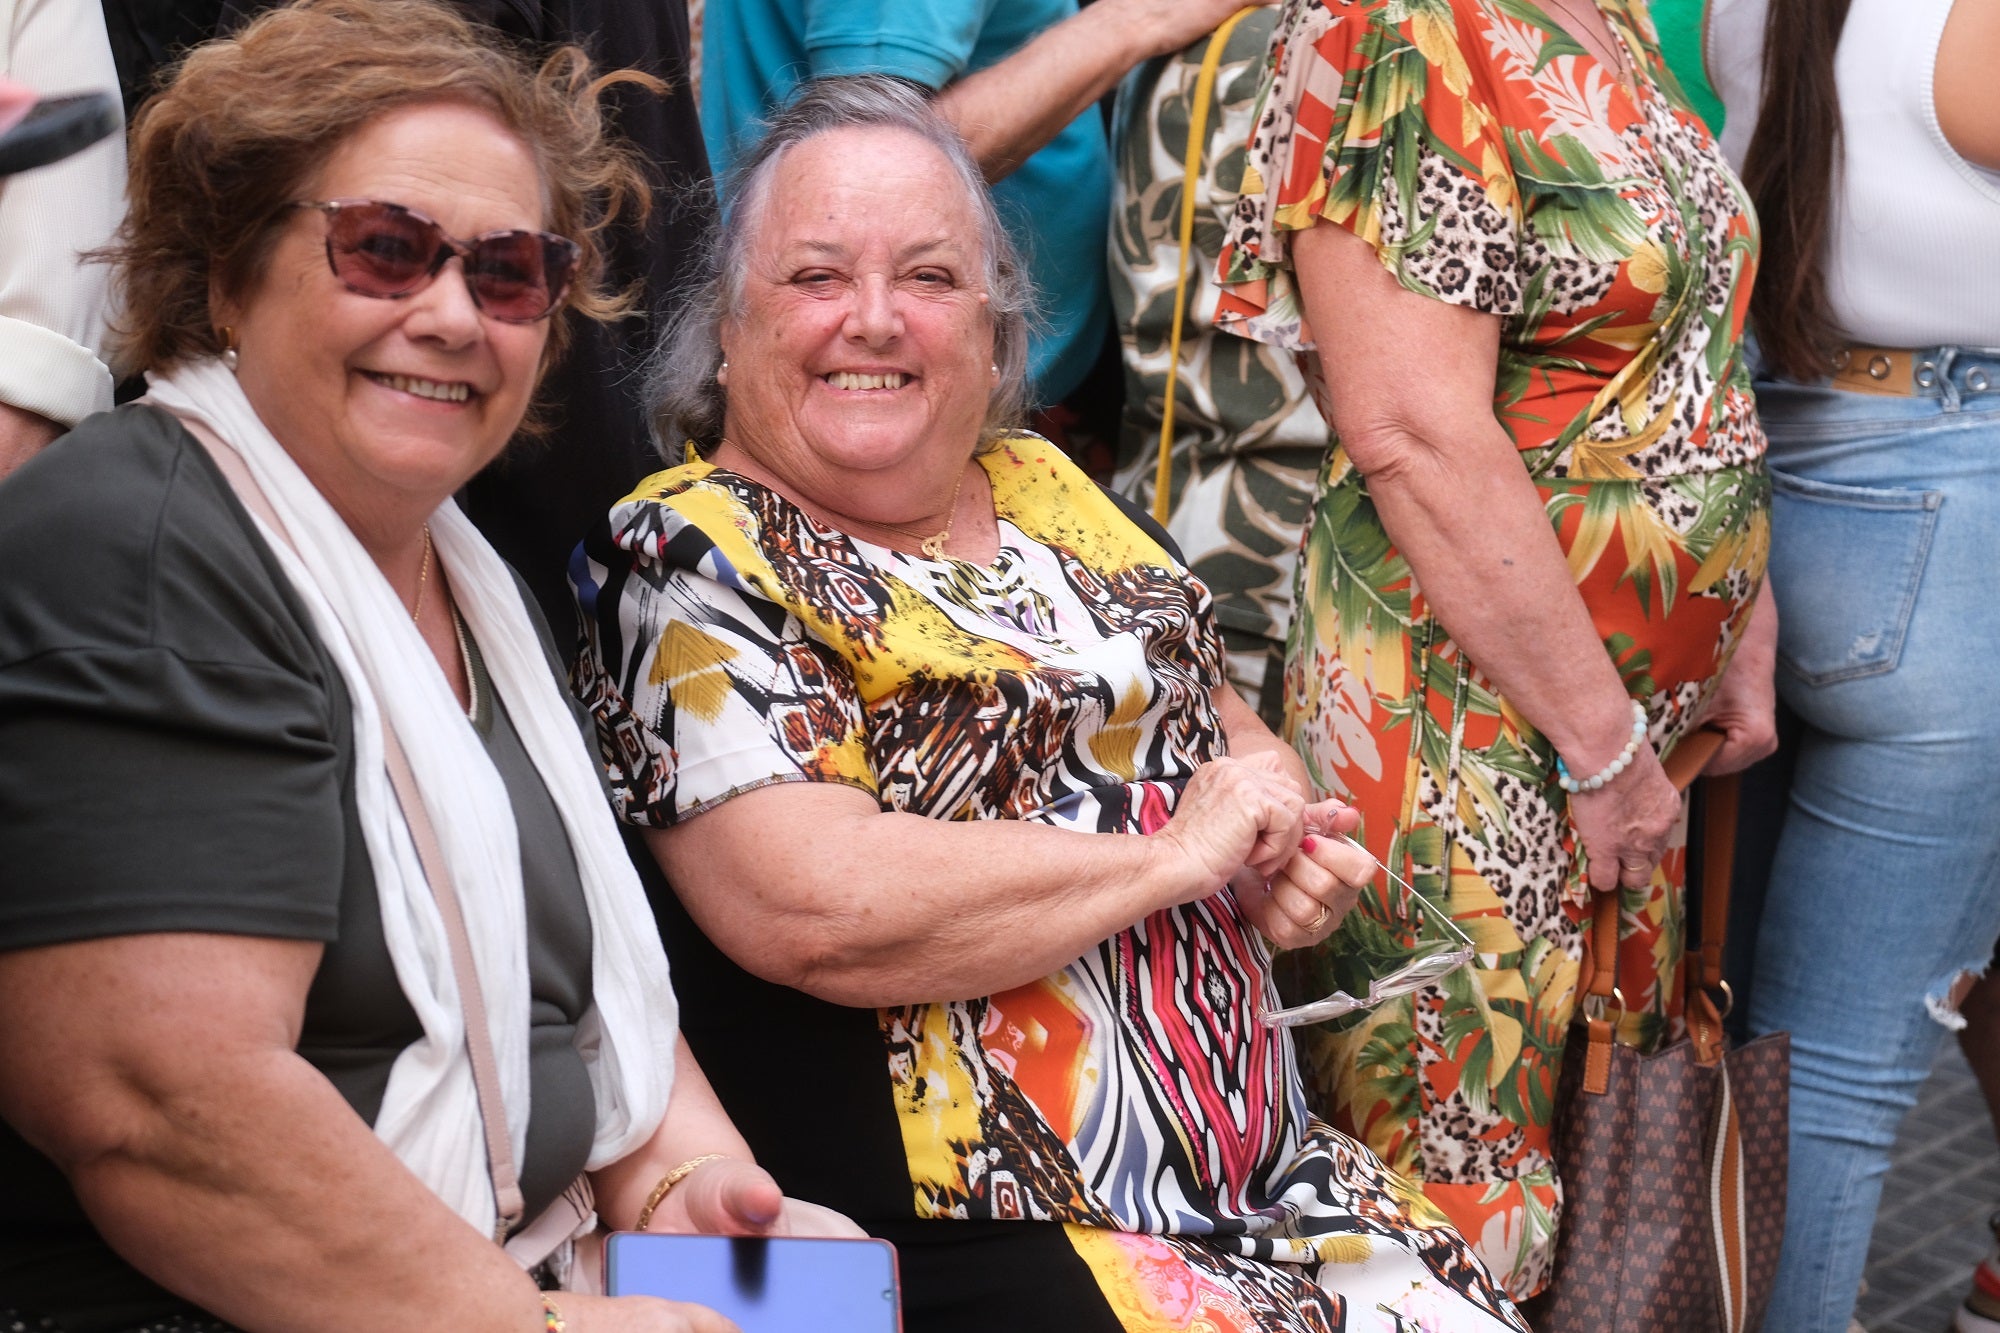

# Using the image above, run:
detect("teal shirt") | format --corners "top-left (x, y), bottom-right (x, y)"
top-left (701, 0), bottom-right (1111, 405)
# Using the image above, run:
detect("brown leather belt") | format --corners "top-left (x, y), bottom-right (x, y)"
top-left (1823, 345), bottom-right (2000, 397)
top-left (1830, 346), bottom-right (1927, 396)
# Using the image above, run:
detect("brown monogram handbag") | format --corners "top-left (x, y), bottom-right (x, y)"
top-left (1538, 729), bottom-right (1790, 1332)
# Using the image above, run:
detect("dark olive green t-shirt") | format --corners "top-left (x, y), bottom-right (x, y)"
top-left (0, 405), bottom-right (597, 1331)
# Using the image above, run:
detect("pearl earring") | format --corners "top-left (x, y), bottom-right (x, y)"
top-left (219, 326), bottom-right (240, 372)
top-left (716, 358), bottom-right (729, 386)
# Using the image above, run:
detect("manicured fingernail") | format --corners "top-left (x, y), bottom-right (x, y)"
top-left (1301, 835), bottom-right (1318, 852)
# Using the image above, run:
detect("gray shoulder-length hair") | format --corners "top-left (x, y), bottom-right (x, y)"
top-left (646, 75), bottom-right (1036, 455)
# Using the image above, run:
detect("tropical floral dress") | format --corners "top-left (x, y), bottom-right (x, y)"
top-left (1213, 0), bottom-right (1768, 1298)
top-left (574, 439), bottom-right (1526, 1333)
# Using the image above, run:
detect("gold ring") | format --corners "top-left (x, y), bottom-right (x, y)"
top-left (1308, 904), bottom-right (1332, 932)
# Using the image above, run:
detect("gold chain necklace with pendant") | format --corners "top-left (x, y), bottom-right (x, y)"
top-left (871, 465), bottom-right (969, 559)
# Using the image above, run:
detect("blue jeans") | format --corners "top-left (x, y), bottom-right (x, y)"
top-left (1750, 347), bottom-right (2000, 1333)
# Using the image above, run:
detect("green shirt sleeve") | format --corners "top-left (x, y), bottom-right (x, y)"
top-left (0, 407), bottom-right (348, 951)
top-left (1650, 0), bottom-right (1726, 136)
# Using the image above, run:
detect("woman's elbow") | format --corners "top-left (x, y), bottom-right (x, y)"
top-left (8, 1076), bottom-right (148, 1180)
top-left (701, 898), bottom-right (898, 1007)
top-left (7, 1052), bottom-right (235, 1202)
top-left (1336, 420), bottom-right (1437, 488)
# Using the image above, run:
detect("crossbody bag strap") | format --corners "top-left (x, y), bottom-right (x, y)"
top-left (1152, 6), bottom-right (1261, 524)
top-left (166, 405), bottom-right (529, 1242)
top-left (378, 727), bottom-right (529, 1240)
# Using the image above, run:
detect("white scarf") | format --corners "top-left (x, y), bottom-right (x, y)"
top-left (148, 359), bottom-right (676, 1238)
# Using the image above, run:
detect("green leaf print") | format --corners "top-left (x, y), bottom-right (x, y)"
top-left (1302, 473), bottom-right (1415, 717)
top-left (1511, 133), bottom-right (1651, 264)
top-left (1402, 823), bottom-right (1447, 871)
top-left (1356, 1016), bottom-right (1424, 1122)
top-left (1491, 0), bottom-right (1589, 72)
top-left (1604, 632), bottom-right (1658, 698)
top-left (1483, 731), bottom-right (1550, 784)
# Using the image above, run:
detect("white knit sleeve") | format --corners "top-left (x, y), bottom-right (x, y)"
top-left (0, 0), bottom-right (124, 427)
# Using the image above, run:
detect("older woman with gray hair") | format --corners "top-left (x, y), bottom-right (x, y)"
top-left (571, 76), bottom-right (1526, 1333)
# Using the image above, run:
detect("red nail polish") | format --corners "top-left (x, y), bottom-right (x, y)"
top-left (1301, 835), bottom-right (1318, 852)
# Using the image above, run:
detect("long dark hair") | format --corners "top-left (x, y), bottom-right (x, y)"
top-left (1740, 0), bottom-right (1855, 381)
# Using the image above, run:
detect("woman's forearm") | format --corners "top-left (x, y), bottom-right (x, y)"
top-left (0, 935), bottom-right (544, 1333)
top-left (935, 0), bottom-right (1145, 181)
top-left (75, 1055), bottom-right (543, 1330)
top-left (935, 0), bottom-right (1260, 181)
top-left (648, 759), bottom-right (1299, 1009)
top-left (651, 789), bottom-right (1192, 1007)
top-left (1215, 683), bottom-right (1314, 792)
top-left (1359, 422), bottom-right (1644, 772)
top-left (592, 1035), bottom-right (757, 1230)
top-left (1286, 222), bottom-right (1642, 774)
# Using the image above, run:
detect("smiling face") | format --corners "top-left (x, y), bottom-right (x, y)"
top-left (218, 100), bottom-right (551, 544)
top-left (716, 125), bottom-right (998, 524)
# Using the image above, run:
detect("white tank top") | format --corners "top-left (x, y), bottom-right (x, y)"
top-left (1710, 0), bottom-right (2000, 348)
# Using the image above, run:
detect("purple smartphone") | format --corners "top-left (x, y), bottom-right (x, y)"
top-left (602, 1232), bottom-right (902, 1332)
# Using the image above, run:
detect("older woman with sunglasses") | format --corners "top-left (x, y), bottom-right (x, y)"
top-left (0, 3), bottom-right (855, 1331)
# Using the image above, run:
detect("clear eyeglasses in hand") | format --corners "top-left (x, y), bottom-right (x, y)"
top-left (1258, 835), bottom-right (1477, 1028)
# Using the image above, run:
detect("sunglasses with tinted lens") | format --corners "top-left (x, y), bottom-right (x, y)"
top-left (295, 199), bottom-right (580, 324)
top-left (1259, 834), bottom-right (1477, 1028)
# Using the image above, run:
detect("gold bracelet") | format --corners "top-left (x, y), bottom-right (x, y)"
top-left (634, 1152), bottom-right (732, 1231)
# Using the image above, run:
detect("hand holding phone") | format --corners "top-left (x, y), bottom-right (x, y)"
top-left (533, 1290), bottom-right (746, 1333)
top-left (0, 90), bottom-right (119, 177)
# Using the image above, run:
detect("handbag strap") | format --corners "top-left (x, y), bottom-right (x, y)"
top-left (167, 405), bottom-right (529, 1241)
top-left (1152, 6), bottom-right (1260, 524)
top-left (378, 724), bottom-right (529, 1242)
top-left (1580, 725), bottom-right (1734, 1091)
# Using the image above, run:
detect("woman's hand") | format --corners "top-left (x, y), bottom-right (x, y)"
top-left (1695, 583), bottom-right (1779, 776)
top-left (0, 77), bottom-right (30, 131)
top-left (645, 1158), bottom-right (867, 1239)
top-left (1156, 756), bottom-right (1308, 897)
top-left (557, 1292), bottom-right (743, 1333)
top-left (1233, 801), bottom-right (1374, 949)
top-left (1567, 743), bottom-right (1682, 892)
top-left (1116, 0), bottom-right (1279, 60)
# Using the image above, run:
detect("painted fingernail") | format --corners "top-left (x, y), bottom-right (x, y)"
top-left (1301, 835), bottom-right (1318, 852)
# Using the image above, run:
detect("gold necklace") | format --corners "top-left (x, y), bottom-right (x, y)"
top-left (873, 466), bottom-right (968, 559)
top-left (410, 524), bottom-right (434, 623)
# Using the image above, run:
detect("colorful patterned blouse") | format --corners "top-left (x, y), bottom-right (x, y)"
top-left (573, 439), bottom-right (1525, 1332)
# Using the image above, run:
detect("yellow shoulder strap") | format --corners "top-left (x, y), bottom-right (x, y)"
top-left (1153, 6), bottom-right (1261, 525)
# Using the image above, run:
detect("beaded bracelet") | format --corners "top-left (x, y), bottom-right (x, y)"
top-left (1555, 700), bottom-right (1650, 794)
top-left (540, 1292), bottom-right (566, 1333)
